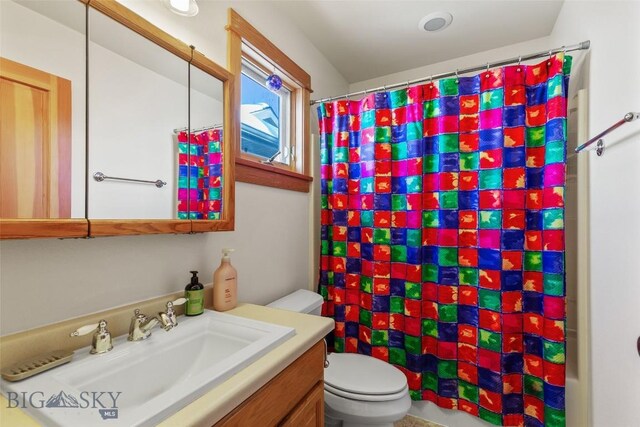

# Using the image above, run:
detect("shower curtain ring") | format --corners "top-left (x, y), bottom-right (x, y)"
top-left (455, 69), bottom-right (459, 83)
top-left (548, 50), bottom-right (553, 66)
top-left (517, 55), bottom-right (522, 72)
top-left (485, 63), bottom-right (490, 78)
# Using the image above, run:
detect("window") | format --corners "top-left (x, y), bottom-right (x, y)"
top-left (240, 57), bottom-right (292, 167)
top-left (227, 9), bottom-right (313, 192)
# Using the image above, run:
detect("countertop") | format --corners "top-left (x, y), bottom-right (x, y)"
top-left (0, 303), bottom-right (334, 427)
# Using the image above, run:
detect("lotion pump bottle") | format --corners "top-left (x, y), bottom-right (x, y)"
top-left (213, 248), bottom-right (237, 311)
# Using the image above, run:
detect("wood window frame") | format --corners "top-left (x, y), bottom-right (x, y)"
top-left (226, 9), bottom-right (312, 193)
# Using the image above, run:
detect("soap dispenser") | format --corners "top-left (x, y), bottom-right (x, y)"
top-left (184, 271), bottom-right (204, 316)
top-left (213, 248), bottom-right (237, 311)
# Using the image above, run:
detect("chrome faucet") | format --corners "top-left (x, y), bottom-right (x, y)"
top-left (70, 320), bottom-right (113, 354)
top-left (158, 297), bottom-right (187, 331)
top-left (128, 309), bottom-right (160, 341)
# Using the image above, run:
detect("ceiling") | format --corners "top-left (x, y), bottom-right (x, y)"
top-left (272, 1), bottom-right (564, 83)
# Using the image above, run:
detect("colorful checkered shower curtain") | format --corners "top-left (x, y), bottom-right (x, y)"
top-left (318, 54), bottom-right (571, 426)
top-left (177, 129), bottom-right (223, 219)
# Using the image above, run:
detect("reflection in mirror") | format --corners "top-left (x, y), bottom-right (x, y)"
top-left (0, 0), bottom-right (86, 219)
top-left (178, 65), bottom-right (225, 220)
top-left (88, 7), bottom-right (189, 220)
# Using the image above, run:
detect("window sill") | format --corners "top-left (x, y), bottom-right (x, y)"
top-left (235, 158), bottom-right (312, 192)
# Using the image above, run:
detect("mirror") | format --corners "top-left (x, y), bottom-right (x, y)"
top-left (183, 64), bottom-right (225, 220)
top-left (86, 5), bottom-right (230, 235)
top-left (0, 0), bottom-right (86, 221)
top-left (84, 3), bottom-right (234, 235)
top-left (0, 0), bottom-right (235, 238)
top-left (87, 7), bottom-right (190, 220)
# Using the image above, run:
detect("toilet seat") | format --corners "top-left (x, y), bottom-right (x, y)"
top-left (324, 382), bottom-right (409, 402)
top-left (324, 353), bottom-right (408, 402)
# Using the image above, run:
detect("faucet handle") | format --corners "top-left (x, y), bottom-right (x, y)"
top-left (70, 322), bottom-right (100, 337)
top-left (170, 297), bottom-right (187, 307)
top-left (70, 320), bottom-right (113, 354)
top-left (160, 298), bottom-right (187, 331)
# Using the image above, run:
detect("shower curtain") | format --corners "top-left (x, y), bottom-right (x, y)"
top-left (318, 54), bottom-right (571, 427)
top-left (177, 129), bottom-right (223, 219)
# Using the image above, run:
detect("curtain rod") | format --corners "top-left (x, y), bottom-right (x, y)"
top-left (173, 123), bottom-right (223, 134)
top-left (310, 40), bottom-right (590, 106)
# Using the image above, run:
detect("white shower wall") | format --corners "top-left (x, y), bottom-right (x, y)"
top-left (549, 2), bottom-right (640, 426)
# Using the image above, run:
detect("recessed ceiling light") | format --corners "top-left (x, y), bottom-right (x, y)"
top-left (419, 12), bottom-right (453, 33)
top-left (164, 0), bottom-right (199, 17)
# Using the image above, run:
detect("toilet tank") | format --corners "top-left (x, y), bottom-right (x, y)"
top-left (267, 289), bottom-right (324, 316)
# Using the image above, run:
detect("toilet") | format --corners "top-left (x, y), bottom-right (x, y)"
top-left (268, 289), bottom-right (412, 427)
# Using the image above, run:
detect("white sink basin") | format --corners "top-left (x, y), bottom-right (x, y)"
top-left (1, 309), bottom-right (295, 426)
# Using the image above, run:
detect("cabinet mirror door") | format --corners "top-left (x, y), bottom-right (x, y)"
top-left (87, 6), bottom-right (190, 223)
top-left (0, 0), bottom-right (88, 238)
top-left (86, 4), bottom-right (232, 236)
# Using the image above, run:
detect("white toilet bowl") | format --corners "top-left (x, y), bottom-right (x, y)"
top-left (323, 352), bottom-right (412, 427)
top-left (267, 290), bottom-right (412, 427)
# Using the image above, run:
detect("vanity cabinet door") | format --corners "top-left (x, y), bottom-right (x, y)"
top-left (279, 381), bottom-right (324, 427)
top-left (214, 341), bottom-right (324, 427)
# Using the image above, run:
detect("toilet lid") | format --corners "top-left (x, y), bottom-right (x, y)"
top-left (324, 353), bottom-right (408, 398)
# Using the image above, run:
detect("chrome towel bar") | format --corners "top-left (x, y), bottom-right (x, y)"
top-left (575, 112), bottom-right (639, 156)
top-left (93, 172), bottom-right (167, 188)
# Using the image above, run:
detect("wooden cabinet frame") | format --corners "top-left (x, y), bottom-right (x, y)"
top-left (1, 0), bottom-right (237, 239)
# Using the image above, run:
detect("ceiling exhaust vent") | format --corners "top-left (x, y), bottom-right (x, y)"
top-left (419, 12), bottom-right (453, 33)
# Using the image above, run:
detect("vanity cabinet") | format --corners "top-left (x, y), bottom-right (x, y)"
top-left (280, 382), bottom-right (324, 427)
top-left (215, 340), bottom-right (324, 427)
